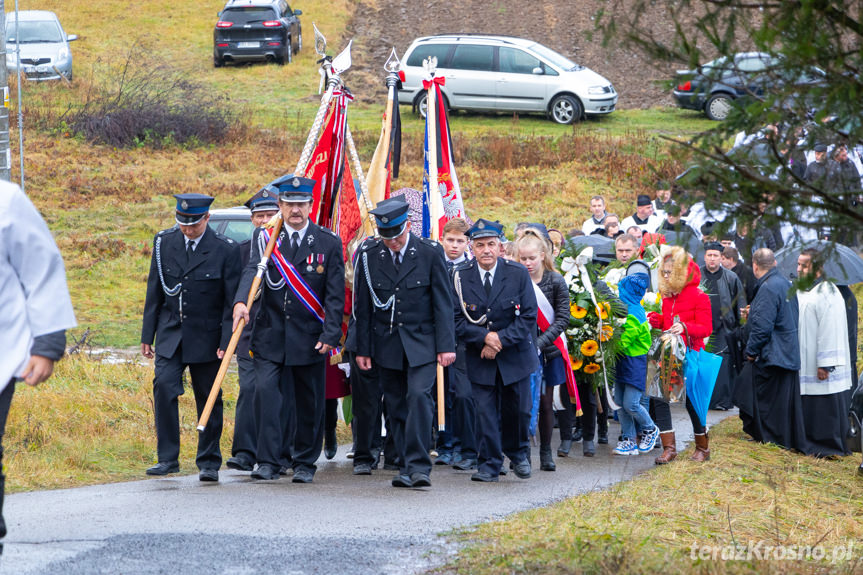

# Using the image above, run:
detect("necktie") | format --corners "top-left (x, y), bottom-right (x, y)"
top-left (393, 251), bottom-right (401, 272)
top-left (483, 271), bottom-right (492, 296)
top-left (186, 240), bottom-right (194, 263)
top-left (290, 231), bottom-right (300, 259)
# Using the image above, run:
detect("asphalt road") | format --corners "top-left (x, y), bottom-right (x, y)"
top-left (1, 406), bottom-right (731, 574)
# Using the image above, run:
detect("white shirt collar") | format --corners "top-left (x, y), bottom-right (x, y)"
top-left (185, 227), bottom-right (206, 249)
top-left (447, 252), bottom-right (468, 265)
top-left (286, 220), bottom-right (310, 243)
top-left (478, 259), bottom-right (498, 284)
top-left (388, 232), bottom-right (410, 258)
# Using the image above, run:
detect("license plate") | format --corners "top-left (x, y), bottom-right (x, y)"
top-left (237, 42), bottom-right (260, 48)
top-left (24, 66), bottom-right (36, 75)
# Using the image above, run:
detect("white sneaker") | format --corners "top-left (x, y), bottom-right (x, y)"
top-left (638, 426), bottom-right (660, 453)
top-left (612, 440), bottom-right (638, 455)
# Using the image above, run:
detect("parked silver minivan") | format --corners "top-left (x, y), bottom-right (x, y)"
top-left (399, 35), bottom-right (617, 124)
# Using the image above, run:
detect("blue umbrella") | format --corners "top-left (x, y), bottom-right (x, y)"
top-left (684, 348), bottom-right (723, 427)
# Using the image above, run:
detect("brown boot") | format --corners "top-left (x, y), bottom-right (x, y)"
top-left (691, 432), bottom-right (710, 462)
top-left (654, 431), bottom-right (677, 465)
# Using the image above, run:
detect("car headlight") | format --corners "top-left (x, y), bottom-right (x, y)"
top-left (588, 85), bottom-right (609, 95)
top-left (58, 46), bottom-right (70, 61)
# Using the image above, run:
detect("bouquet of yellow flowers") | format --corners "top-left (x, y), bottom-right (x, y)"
top-left (558, 244), bottom-right (625, 390)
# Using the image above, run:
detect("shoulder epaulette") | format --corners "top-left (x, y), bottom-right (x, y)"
top-left (319, 226), bottom-right (339, 238)
top-left (454, 260), bottom-right (474, 273)
top-left (212, 230), bottom-right (235, 244)
top-left (360, 237), bottom-right (381, 251)
top-left (420, 237), bottom-right (439, 247)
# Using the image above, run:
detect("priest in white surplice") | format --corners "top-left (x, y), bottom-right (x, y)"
top-left (0, 181), bottom-right (76, 550)
top-left (795, 248), bottom-right (852, 457)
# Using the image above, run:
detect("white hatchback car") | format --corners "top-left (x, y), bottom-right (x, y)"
top-left (399, 35), bottom-right (617, 124)
top-left (5, 10), bottom-right (77, 81)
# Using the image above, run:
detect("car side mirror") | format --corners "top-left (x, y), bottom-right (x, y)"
top-left (532, 67), bottom-right (544, 75)
top-left (294, 9), bottom-right (302, 15)
top-left (67, 34), bottom-right (78, 42)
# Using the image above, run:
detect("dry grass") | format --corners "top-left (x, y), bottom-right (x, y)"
top-left (445, 418), bottom-right (863, 574)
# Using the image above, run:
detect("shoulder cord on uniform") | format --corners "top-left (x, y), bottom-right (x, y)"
top-left (454, 269), bottom-right (487, 326)
top-left (155, 236), bottom-right (183, 322)
top-left (258, 230), bottom-right (286, 290)
top-left (362, 251), bottom-right (396, 333)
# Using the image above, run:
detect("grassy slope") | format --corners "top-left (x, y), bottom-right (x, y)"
top-left (446, 418), bottom-right (863, 574)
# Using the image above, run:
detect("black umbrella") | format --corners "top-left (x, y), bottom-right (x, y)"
top-left (565, 235), bottom-right (616, 263)
top-left (775, 240), bottom-right (863, 285)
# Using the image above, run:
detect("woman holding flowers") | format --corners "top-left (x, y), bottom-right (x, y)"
top-left (517, 229), bottom-right (571, 472)
top-left (648, 246), bottom-right (714, 463)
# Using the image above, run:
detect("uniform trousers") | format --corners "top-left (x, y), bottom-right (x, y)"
top-left (473, 372), bottom-right (531, 476)
top-left (254, 356), bottom-right (324, 473)
top-left (0, 381), bottom-right (15, 543)
top-left (232, 353), bottom-right (257, 460)
top-left (348, 352), bottom-right (384, 467)
top-left (153, 349), bottom-right (222, 470)
top-left (449, 355), bottom-right (477, 459)
top-left (379, 359), bottom-right (436, 477)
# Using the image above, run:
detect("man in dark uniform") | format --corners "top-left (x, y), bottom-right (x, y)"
top-left (226, 187), bottom-right (280, 472)
top-left (141, 193), bottom-right (242, 482)
top-left (232, 174), bottom-right (345, 483)
top-left (353, 196), bottom-right (456, 488)
top-left (451, 219), bottom-right (538, 482)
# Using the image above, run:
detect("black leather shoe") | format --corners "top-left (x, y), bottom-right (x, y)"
top-left (597, 432), bottom-right (609, 445)
top-left (557, 439), bottom-right (572, 458)
top-left (199, 469), bottom-right (219, 482)
top-left (435, 452), bottom-right (453, 465)
top-left (573, 428), bottom-right (584, 443)
top-left (470, 471), bottom-right (499, 482)
top-left (279, 465), bottom-right (290, 476)
top-left (512, 460), bottom-right (532, 479)
top-left (146, 461), bottom-right (179, 476)
top-left (251, 464), bottom-right (279, 481)
top-left (410, 473), bottom-right (431, 487)
top-left (453, 457), bottom-right (477, 471)
top-left (353, 463), bottom-right (372, 475)
top-left (324, 429), bottom-right (338, 460)
top-left (392, 474), bottom-right (412, 488)
top-left (226, 455), bottom-right (254, 472)
top-left (383, 461), bottom-right (400, 471)
top-left (583, 440), bottom-right (596, 457)
top-left (292, 469), bottom-right (314, 483)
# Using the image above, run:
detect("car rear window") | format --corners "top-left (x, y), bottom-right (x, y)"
top-left (449, 45), bottom-right (494, 72)
top-left (406, 43), bottom-right (453, 68)
top-left (221, 7), bottom-right (278, 24)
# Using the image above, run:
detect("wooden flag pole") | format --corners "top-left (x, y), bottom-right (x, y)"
top-left (425, 61), bottom-right (446, 433)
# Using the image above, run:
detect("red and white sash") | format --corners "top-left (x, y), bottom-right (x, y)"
top-left (532, 282), bottom-right (582, 414)
top-left (262, 229), bottom-right (325, 323)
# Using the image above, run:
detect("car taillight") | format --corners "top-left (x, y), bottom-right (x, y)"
top-left (267, 42), bottom-right (281, 46)
top-left (262, 20), bottom-right (282, 27)
top-left (216, 21), bottom-right (233, 28)
top-left (677, 80), bottom-right (692, 92)
top-left (216, 43), bottom-right (228, 48)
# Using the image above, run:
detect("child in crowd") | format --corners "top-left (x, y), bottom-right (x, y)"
top-left (612, 272), bottom-right (660, 455)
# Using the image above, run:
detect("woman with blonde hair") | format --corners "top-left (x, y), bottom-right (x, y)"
top-left (516, 228), bottom-right (571, 471)
top-left (647, 245), bottom-right (714, 463)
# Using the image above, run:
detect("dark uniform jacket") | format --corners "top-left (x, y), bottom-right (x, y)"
top-left (236, 222), bottom-right (345, 366)
top-left (353, 234), bottom-right (455, 370)
top-left (744, 267), bottom-right (800, 370)
top-left (452, 258), bottom-right (539, 386)
top-left (142, 226), bottom-right (241, 363)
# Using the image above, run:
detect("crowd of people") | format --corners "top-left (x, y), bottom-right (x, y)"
top-left (136, 166), bottom-right (860, 489)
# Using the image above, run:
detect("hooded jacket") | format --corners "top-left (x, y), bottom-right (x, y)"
top-left (648, 247), bottom-right (713, 351)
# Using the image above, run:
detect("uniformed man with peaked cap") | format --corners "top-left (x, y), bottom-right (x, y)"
top-left (451, 219), bottom-right (538, 482)
top-left (232, 174), bottom-right (345, 483)
top-left (226, 186), bottom-right (281, 472)
top-left (352, 196), bottom-right (456, 488)
top-left (142, 193), bottom-right (242, 482)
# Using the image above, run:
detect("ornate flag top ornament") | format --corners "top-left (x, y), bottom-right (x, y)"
top-left (313, 23), bottom-right (327, 58)
top-left (330, 40), bottom-right (353, 76)
top-left (384, 47), bottom-right (401, 87)
top-left (422, 55), bottom-right (438, 82)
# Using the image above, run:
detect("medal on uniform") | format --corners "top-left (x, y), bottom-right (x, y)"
top-left (316, 253), bottom-right (325, 274)
top-left (306, 254), bottom-right (314, 272)
top-left (515, 304), bottom-right (521, 316)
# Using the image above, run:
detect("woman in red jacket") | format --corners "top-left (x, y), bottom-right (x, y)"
top-left (647, 246), bottom-right (714, 463)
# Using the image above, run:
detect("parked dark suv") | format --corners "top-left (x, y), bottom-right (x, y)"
top-left (672, 52), bottom-right (824, 121)
top-left (213, 0), bottom-right (302, 67)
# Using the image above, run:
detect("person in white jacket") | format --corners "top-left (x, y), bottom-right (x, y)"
top-left (0, 181), bottom-right (76, 553)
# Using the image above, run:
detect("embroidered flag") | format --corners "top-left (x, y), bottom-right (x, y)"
top-left (422, 79), bottom-right (466, 239)
top-left (305, 89), bottom-right (353, 227)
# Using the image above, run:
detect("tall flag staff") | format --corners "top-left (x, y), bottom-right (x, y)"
top-left (196, 25), bottom-right (355, 433)
top-left (367, 48), bottom-right (403, 207)
top-left (422, 55), bottom-right (447, 432)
